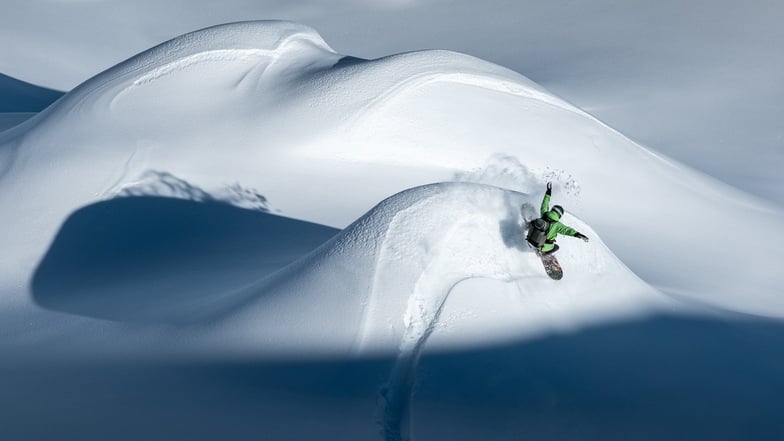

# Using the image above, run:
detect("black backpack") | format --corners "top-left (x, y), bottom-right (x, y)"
top-left (526, 217), bottom-right (551, 248)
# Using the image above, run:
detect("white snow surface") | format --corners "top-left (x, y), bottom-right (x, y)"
top-left (0, 21), bottom-right (782, 358)
top-left (208, 183), bottom-right (666, 356)
top-left (3, 2), bottom-right (783, 205)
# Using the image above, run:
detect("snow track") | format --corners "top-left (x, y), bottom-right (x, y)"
top-left (377, 220), bottom-right (471, 441)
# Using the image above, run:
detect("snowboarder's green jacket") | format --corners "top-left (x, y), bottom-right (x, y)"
top-left (539, 193), bottom-right (578, 253)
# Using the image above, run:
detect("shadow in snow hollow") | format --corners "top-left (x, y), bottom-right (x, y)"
top-left (31, 196), bottom-right (339, 324)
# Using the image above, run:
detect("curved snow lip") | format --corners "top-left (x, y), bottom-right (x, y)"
top-left (90, 20), bottom-right (336, 85)
top-left (3, 21), bottom-right (338, 133)
top-left (347, 58), bottom-right (585, 124)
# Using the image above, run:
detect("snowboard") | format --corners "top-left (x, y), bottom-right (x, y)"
top-left (537, 251), bottom-right (563, 280)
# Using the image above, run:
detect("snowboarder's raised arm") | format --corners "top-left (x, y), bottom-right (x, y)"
top-left (541, 182), bottom-right (552, 215)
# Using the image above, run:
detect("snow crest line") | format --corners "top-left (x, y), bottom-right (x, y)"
top-left (109, 30), bottom-right (334, 108)
top-left (130, 31), bottom-right (330, 87)
top-left (132, 31), bottom-right (332, 87)
top-left (130, 49), bottom-right (270, 87)
top-left (349, 69), bottom-right (591, 131)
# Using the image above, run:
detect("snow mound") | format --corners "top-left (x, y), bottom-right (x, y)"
top-left (211, 182), bottom-right (666, 356)
top-left (0, 20), bottom-right (586, 303)
top-left (0, 20), bottom-right (782, 338)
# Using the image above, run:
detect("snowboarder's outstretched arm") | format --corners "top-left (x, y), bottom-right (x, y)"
top-left (541, 182), bottom-right (552, 216)
top-left (555, 223), bottom-right (589, 242)
top-left (575, 232), bottom-right (589, 242)
top-left (554, 223), bottom-right (578, 237)
top-left (552, 222), bottom-right (589, 242)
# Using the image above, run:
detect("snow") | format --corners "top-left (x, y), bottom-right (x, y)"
top-left (0, 18), bottom-right (781, 349)
top-left (0, 112), bottom-right (36, 132)
top-left (1, 18), bottom-right (783, 441)
top-left (208, 182), bottom-right (667, 357)
top-left (0, 73), bottom-right (62, 132)
top-left (3, 20), bottom-right (781, 322)
top-left (2, 2), bottom-right (782, 205)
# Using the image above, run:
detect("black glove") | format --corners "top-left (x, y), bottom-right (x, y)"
top-left (546, 182), bottom-right (552, 196)
top-left (574, 232), bottom-right (589, 242)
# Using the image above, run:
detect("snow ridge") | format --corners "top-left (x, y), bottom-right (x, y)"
top-left (350, 68), bottom-right (586, 130)
top-left (213, 182), bottom-right (662, 356)
top-left (210, 182), bottom-right (663, 438)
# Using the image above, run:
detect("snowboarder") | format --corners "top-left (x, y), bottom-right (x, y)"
top-left (525, 182), bottom-right (589, 280)
top-left (526, 182), bottom-right (589, 254)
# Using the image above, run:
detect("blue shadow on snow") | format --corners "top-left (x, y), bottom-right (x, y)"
top-left (1, 314), bottom-right (783, 440)
top-left (31, 196), bottom-right (339, 323)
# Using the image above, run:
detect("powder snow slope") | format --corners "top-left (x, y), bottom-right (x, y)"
top-left (201, 182), bottom-right (669, 441)
top-left (0, 20), bottom-right (781, 335)
top-left (207, 183), bottom-right (667, 356)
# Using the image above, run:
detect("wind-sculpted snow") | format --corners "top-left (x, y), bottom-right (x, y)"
top-left (1, 19), bottom-right (783, 441)
top-left (0, 20), bottom-right (783, 347)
